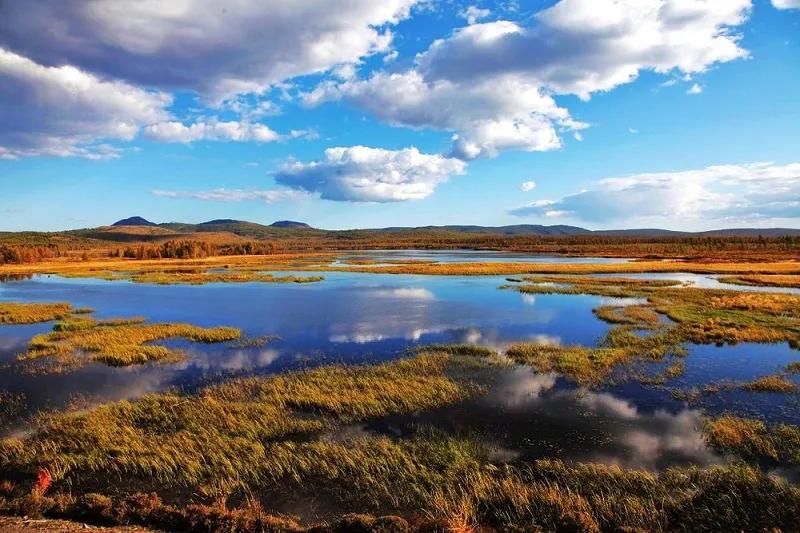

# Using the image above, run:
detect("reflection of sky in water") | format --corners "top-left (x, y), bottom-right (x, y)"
top-left (358, 366), bottom-right (720, 471)
top-left (0, 272), bottom-right (611, 419)
top-left (595, 272), bottom-right (800, 294)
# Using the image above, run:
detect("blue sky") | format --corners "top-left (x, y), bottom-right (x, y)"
top-left (0, 0), bottom-right (798, 231)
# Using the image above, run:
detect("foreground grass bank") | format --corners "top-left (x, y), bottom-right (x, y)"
top-left (0, 350), bottom-right (798, 531)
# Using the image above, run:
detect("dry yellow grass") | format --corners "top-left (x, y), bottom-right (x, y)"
top-left (741, 375), bottom-right (798, 393)
top-left (718, 274), bottom-right (800, 288)
top-left (704, 415), bottom-right (800, 464)
top-left (594, 304), bottom-right (661, 328)
top-left (19, 316), bottom-right (241, 368)
top-left (3, 255), bottom-right (800, 280)
top-left (704, 415), bottom-right (779, 459)
top-left (0, 303), bottom-right (75, 324)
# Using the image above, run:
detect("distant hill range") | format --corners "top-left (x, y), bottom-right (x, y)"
top-left (270, 220), bottom-right (312, 229)
top-left (111, 216), bottom-right (158, 227)
top-left (106, 217), bottom-right (800, 239)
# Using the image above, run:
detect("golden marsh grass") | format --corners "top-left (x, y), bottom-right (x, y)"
top-left (19, 316), bottom-right (241, 368)
top-left (0, 347), bottom-right (797, 530)
top-left (0, 302), bottom-right (75, 324)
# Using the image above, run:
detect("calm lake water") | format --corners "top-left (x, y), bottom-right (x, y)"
top-left (0, 252), bottom-right (798, 473)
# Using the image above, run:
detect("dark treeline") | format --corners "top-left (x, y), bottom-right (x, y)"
top-left (112, 240), bottom-right (279, 260)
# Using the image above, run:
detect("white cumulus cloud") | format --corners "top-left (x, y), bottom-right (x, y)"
top-left (308, 0), bottom-right (751, 159)
top-left (305, 70), bottom-right (578, 159)
top-left (687, 83), bottom-right (703, 95)
top-left (509, 162), bottom-right (800, 225)
top-left (274, 146), bottom-right (466, 202)
top-left (144, 121), bottom-right (281, 143)
top-left (520, 181), bottom-right (537, 191)
top-left (0, 47), bottom-right (170, 159)
top-left (772, 0), bottom-right (800, 9)
top-left (460, 6), bottom-right (491, 25)
top-left (0, 0), bottom-right (419, 102)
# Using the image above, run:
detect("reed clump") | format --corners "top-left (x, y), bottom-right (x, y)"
top-left (740, 375), bottom-right (798, 393)
top-left (593, 304), bottom-right (660, 328)
top-left (19, 316), bottom-right (241, 368)
top-left (0, 302), bottom-right (73, 324)
top-left (704, 415), bottom-right (800, 464)
top-left (506, 326), bottom-right (685, 386)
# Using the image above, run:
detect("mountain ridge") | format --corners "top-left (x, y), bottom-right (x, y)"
top-left (108, 217), bottom-right (800, 238)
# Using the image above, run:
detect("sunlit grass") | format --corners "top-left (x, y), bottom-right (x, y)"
top-left (718, 274), bottom-right (800, 288)
top-left (704, 415), bottom-right (800, 464)
top-left (740, 375), bottom-right (798, 393)
top-left (0, 302), bottom-right (74, 324)
top-left (0, 353), bottom-right (483, 490)
top-left (594, 304), bottom-right (660, 328)
top-left (507, 276), bottom-right (800, 348)
top-left (506, 326), bottom-right (685, 385)
top-left (19, 316), bottom-right (241, 368)
top-left (0, 348), bottom-right (799, 530)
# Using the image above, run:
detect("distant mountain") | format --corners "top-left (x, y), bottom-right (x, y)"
top-left (379, 224), bottom-right (592, 236)
top-left (376, 225), bottom-right (800, 237)
top-left (270, 220), bottom-right (311, 229)
top-left (112, 216), bottom-right (156, 227)
top-left (198, 219), bottom-right (244, 225)
top-left (104, 218), bottom-right (800, 240)
top-left (696, 228), bottom-right (800, 237)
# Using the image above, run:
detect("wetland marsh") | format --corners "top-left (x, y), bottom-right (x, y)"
top-left (0, 251), bottom-right (799, 531)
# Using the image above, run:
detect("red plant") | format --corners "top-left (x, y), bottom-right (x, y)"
top-left (0, 480), bottom-right (14, 495)
top-left (33, 468), bottom-right (52, 495)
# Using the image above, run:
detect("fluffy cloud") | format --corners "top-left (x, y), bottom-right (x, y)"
top-left (152, 188), bottom-right (303, 203)
top-left (0, 0), bottom-right (418, 102)
top-left (309, 0), bottom-right (751, 159)
top-left (418, 1), bottom-right (749, 96)
top-left (520, 181), bottom-right (537, 191)
top-left (772, 0), bottom-right (800, 8)
top-left (0, 48), bottom-right (170, 159)
top-left (510, 162), bottom-right (800, 224)
top-left (144, 121), bottom-right (281, 143)
top-left (305, 70), bottom-right (578, 159)
top-left (274, 146), bottom-right (466, 202)
top-left (460, 6), bottom-right (491, 25)
top-left (687, 83), bottom-right (703, 95)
